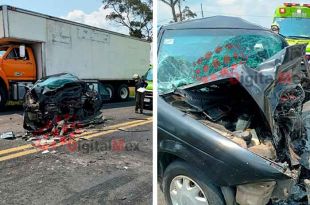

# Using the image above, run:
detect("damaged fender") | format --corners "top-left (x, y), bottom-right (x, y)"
top-left (158, 97), bottom-right (290, 186)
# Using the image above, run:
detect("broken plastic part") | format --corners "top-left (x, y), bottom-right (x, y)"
top-left (248, 141), bottom-right (277, 160)
top-left (0, 131), bottom-right (15, 140)
top-left (236, 181), bottom-right (276, 205)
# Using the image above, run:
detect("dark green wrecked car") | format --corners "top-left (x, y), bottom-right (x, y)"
top-left (158, 16), bottom-right (310, 205)
top-left (23, 73), bottom-right (110, 131)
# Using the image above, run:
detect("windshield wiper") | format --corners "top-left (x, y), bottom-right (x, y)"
top-left (286, 35), bottom-right (310, 39)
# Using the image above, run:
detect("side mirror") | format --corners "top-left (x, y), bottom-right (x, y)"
top-left (19, 45), bottom-right (25, 58)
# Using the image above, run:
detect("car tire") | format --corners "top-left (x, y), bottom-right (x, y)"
top-left (104, 84), bottom-right (115, 100)
top-left (117, 84), bottom-right (129, 101)
top-left (0, 85), bottom-right (7, 111)
top-left (163, 160), bottom-right (225, 205)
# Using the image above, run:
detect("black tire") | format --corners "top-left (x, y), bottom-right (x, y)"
top-left (0, 85), bottom-right (7, 111)
top-left (163, 160), bottom-right (225, 205)
top-left (117, 84), bottom-right (129, 101)
top-left (104, 84), bottom-right (115, 100)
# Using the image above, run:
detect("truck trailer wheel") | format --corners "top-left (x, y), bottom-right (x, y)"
top-left (105, 84), bottom-right (115, 100)
top-left (163, 160), bottom-right (225, 205)
top-left (117, 84), bottom-right (129, 101)
top-left (0, 86), bottom-right (7, 110)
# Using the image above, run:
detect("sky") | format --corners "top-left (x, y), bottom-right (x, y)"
top-left (0, 0), bottom-right (129, 34)
top-left (158, 0), bottom-right (310, 28)
top-left (1, 0), bottom-right (309, 34)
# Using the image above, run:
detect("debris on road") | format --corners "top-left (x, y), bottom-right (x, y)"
top-left (117, 128), bottom-right (150, 132)
top-left (41, 150), bottom-right (49, 154)
top-left (0, 131), bottom-right (15, 140)
top-left (21, 73), bottom-right (107, 149)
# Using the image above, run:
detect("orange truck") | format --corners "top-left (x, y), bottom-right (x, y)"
top-left (0, 5), bottom-right (150, 109)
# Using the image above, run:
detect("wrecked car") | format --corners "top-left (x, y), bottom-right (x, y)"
top-left (157, 16), bottom-right (310, 205)
top-left (23, 73), bottom-right (109, 133)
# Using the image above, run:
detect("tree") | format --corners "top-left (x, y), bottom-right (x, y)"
top-left (160, 0), bottom-right (178, 22)
top-left (102, 0), bottom-right (152, 41)
top-left (160, 0), bottom-right (197, 22)
top-left (176, 6), bottom-right (197, 21)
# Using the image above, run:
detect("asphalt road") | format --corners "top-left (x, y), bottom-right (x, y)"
top-left (0, 99), bottom-right (153, 205)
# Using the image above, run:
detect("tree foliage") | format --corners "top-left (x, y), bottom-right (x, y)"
top-left (103, 0), bottom-right (152, 41)
top-left (160, 0), bottom-right (196, 22)
top-left (176, 6), bottom-right (197, 21)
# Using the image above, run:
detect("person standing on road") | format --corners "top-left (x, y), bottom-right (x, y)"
top-left (133, 74), bottom-right (148, 114)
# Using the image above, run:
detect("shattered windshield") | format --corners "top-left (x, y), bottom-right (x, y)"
top-left (158, 29), bottom-right (285, 93)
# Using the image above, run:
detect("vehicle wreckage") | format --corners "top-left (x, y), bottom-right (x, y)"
top-left (23, 73), bottom-right (109, 142)
top-left (158, 16), bottom-right (310, 205)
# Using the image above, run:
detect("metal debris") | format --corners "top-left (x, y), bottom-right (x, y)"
top-left (0, 132), bottom-right (15, 140)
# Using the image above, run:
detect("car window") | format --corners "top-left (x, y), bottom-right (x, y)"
top-left (6, 48), bottom-right (29, 60)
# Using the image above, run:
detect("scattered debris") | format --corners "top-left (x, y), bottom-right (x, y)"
top-left (41, 150), bottom-right (49, 154)
top-left (128, 117), bottom-right (149, 121)
top-left (79, 137), bottom-right (89, 141)
top-left (88, 160), bottom-right (96, 164)
top-left (117, 128), bottom-right (150, 132)
top-left (0, 132), bottom-right (15, 140)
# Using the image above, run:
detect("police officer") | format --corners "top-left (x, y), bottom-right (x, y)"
top-left (133, 74), bottom-right (148, 114)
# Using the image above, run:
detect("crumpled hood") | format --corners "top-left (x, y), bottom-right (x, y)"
top-left (178, 44), bottom-right (307, 130)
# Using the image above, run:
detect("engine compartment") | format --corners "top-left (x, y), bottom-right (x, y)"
top-left (162, 79), bottom-right (310, 204)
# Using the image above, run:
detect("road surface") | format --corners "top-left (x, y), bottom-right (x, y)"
top-left (0, 100), bottom-right (152, 205)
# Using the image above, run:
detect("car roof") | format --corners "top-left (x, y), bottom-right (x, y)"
top-left (161, 16), bottom-right (269, 31)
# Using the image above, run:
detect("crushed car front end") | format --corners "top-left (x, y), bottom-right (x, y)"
top-left (158, 16), bottom-right (310, 204)
top-left (23, 73), bottom-right (104, 132)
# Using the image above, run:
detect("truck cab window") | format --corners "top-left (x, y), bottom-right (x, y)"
top-left (6, 48), bottom-right (29, 60)
top-left (0, 47), bottom-right (8, 57)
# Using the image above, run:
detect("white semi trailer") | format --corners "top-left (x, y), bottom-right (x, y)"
top-left (0, 5), bottom-right (150, 108)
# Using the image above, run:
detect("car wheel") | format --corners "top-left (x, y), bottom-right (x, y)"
top-left (104, 84), bottom-right (114, 100)
top-left (117, 84), bottom-right (129, 101)
top-left (163, 160), bottom-right (224, 205)
top-left (0, 85), bottom-right (7, 110)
